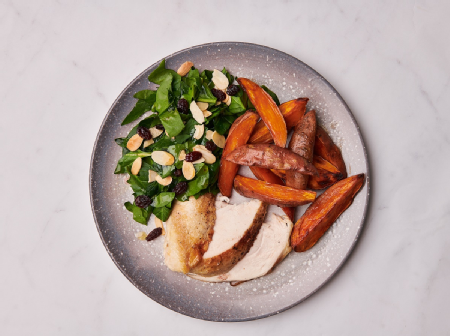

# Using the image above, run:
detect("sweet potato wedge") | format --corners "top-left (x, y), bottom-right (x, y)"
top-left (249, 166), bottom-right (296, 222)
top-left (237, 78), bottom-right (287, 147)
top-left (218, 111), bottom-right (259, 197)
top-left (249, 98), bottom-right (308, 144)
top-left (234, 175), bottom-right (316, 207)
top-left (307, 155), bottom-right (345, 190)
top-left (314, 126), bottom-right (347, 178)
top-left (271, 169), bottom-right (286, 179)
top-left (291, 174), bottom-right (365, 252)
top-left (286, 110), bottom-right (317, 190)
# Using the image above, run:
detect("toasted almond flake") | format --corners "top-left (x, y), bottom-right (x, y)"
top-left (196, 102), bottom-right (209, 111)
top-left (182, 161), bottom-right (196, 180)
top-left (177, 61), bottom-right (194, 76)
top-left (148, 170), bottom-right (158, 182)
top-left (193, 145), bottom-right (216, 164)
top-left (149, 127), bottom-right (163, 138)
top-left (131, 157), bottom-right (142, 175)
top-left (193, 124), bottom-right (204, 139)
top-left (203, 110), bottom-right (212, 117)
top-left (156, 175), bottom-right (172, 186)
top-left (190, 101), bottom-right (205, 124)
top-left (193, 144), bottom-right (210, 153)
top-left (154, 217), bottom-right (165, 235)
top-left (178, 150), bottom-right (186, 161)
top-left (224, 94), bottom-right (232, 106)
top-left (212, 131), bottom-right (226, 148)
top-left (151, 151), bottom-right (175, 166)
top-left (143, 139), bottom-right (154, 148)
top-left (126, 134), bottom-right (143, 151)
top-left (205, 130), bottom-right (214, 140)
top-left (215, 101), bottom-right (221, 106)
top-left (135, 231), bottom-right (147, 241)
top-left (191, 157), bottom-right (205, 164)
top-left (212, 69), bottom-right (229, 90)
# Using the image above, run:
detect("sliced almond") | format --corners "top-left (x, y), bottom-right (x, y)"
top-left (190, 101), bottom-right (205, 124)
top-left (224, 93), bottom-right (232, 106)
top-left (178, 150), bottom-right (186, 161)
top-left (154, 217), bottom-right (165, 235)
top-left (156, 175), bottom-right (172, 186)
top-left (177, 61), bottom-right (194, 76)
top-left (152, 151), bottom-right (175, 166)
top-left (212, 131), bottom-right (226, 148)
top-left (193, 145), bottom-right (216, 164)
top-left (205, 130), bottom-right (214, 140)
top-left (135, 231), bottom-right (147, 241)
top-left (203, 110), bottom-right (212, 118)
top-left (193, 124), bottom-right (205, 140)
top-left (143, 139), bottom-right (154, 148)
top-left (191, 157), bottom-right (205, 164)
top-left (196, 102), bottom-right (209, 111)
top-left (149, 127), bottom-right (163, 138)
top-left (148, 170), bottom-right (158, 182)
top-left (182, 161), bottom-right (196, 180)
top-left (131, 157), bottom-right (142, 175)
top-left (212, 69), bottom-right (229, 90)
top-left (126, 134), bottom-right (143, 151)
top-left (193, 144), bottom-right (210, 153)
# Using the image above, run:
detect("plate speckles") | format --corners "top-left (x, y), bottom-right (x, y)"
top-left (89, 42), bottom-right (370, 322)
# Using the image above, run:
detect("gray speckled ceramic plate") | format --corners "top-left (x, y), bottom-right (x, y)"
top-left (90, 42), bottom-right (370, 322)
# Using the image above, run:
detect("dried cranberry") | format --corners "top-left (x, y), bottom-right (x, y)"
top-left (211, 88), bottom-right (226, 101)
top-left (146, 227), bottom-right (162, 241)
top-left (226, 85), bottom-right (239, 96)
top-left (205, 140), bottom-right (217, 152)
top-left (173, 169), bottom-right (182, 177)
top-left (135, 195), bottom-right (152, 208)
top-left (155, 124), bottom-right (165, 131)
top-left (173, 181), bottom-right (188, 196)
top-left (185, 151), bottom-right (203, 162)
top-left (177, 98), bottom-right (189, 114)
top-left (137, 126), bottom-right (152, 140)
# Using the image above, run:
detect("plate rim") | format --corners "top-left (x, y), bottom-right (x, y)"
top-left (89, 41), bottom-right (371, 322)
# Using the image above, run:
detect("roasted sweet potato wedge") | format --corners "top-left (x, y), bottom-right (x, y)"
top-left (286, 110), bottom-right (317, 190)
top-left (250, 166), bottom-right (296, 221)
top-left (218, 111), bottom-right (259, 197)
top-left (234, 175), bottom-right (316, 207)
top-left (291, 174), bottom-right (365, 252)
top-left (308, 155), bottom-right (345, 190)
top-left (271, 169), bottom-right (286, 179)
top-left (237, 78), bottom-right (287, 147)
top-left (225, 144), bottom-right (318, 175)
top-left (314, 126), bottom-right (347, 178)
top-left (249, 98), bottom-right (308, 144)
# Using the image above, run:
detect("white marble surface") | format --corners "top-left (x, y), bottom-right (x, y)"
top-left (1, 0), bottom-right (449, 334)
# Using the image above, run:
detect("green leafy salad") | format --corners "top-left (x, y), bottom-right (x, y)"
top-left (114, 60), bottom-right (280, 225)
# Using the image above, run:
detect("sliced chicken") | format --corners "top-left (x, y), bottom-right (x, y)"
top-left (164, 193), bottom-right (216, 274)
top-left (189, 199), bottom-right (268, 277)
top-left (190, 213), bottom-right (293, 282)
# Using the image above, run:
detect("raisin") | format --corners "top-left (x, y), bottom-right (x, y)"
top-left (211, 88), bottom-right (226, 101)
top-left (185, 151), bottom-right (202, 162)
top-left (205, 140), bottom-right (217, 152)
top-left (146, 227), bottom-right (162, 241)
top-left (177, 98), bottom-right (189, 114)
top-left (137, 126), bottom-right (152, 140)
top-left (173, 169), bottom-right (182, 177)
top-left (173, 181), bottom-right (188, 196)
top-left (226, 85), bottom-right (239, 96)
top-left (135, 195), bottom-right (152, 208)
top-left (155, 124), bottom-right (165, 131)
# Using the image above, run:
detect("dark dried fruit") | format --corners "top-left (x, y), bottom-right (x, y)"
top-left (226, 85), bottom-right (239, 96)
top-left (205, 140), bottom-right (217, 152)
top-left (211, 88), bottom-right (226, 101)
top-left (155, 124), bottom-right (165, 131)
top-left (137, 126), bottom-right (152, 140)
top-left (135, 195), bottom-right (152, 208)
top-left (146, 227), bottom-right (162, 241)
top-left (185, 151), bottom-right (202, 162)
top-left (177, 98), bottom-right (189, 114)
top-left (173, 168), bottom-right (182, 177)
top-left (173, 181), bottom-right (188, 195)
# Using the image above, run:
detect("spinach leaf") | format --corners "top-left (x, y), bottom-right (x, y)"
top-left (198, 82), bottom-right (217, 104)
top-left (221, 68), bottom-right (234, 84)
top-left (228, 96), bottom-right (246, 114)
top-left (124, 202), bottom-right (152, 225)
top-left (148, 60), bottom-right (176, 85)
top-left (159, 109), bottom-right (185, 136)
top-left (127, 172), bottom-right (148, 196)
top-left (139, 114), bottom-right (161, 129)
top-left (181, 68), bottom-right (201, 103)
top-left (115, 137), bottom-right (127, 148)
top-left (200, 70), bottom-right (213, 82)
top-left (160, 165), bottom-right (175, 178)
top-left (152, 192), bottom-right (175, 208)
top-left (153, 206), bottom-right (171, 222)
top-left (114, 151), bottom-right (152, 174)
top-left (121, 99), bottom-right (153, 126)
top-left (133, 89), bottom-right (156, 100)
top-left (154, 74), bottom-right (173, 113)
top-left (187, 165), bottom-right (209, 196)
top-left (214, 115), bottom-right (232, 135)
top-left (177, 118), bottom-right (199, 138)
top-left (167, 144), bottom-right (185, 169)
top-left (148, 137), bottom-right (175, 151)
top-left (174, 134), bottom-right (190, 144)
top-left (261, 85), bottom-right (280, 106)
